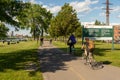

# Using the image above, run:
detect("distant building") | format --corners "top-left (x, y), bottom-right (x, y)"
top-left (11, 31), bottom-right (14, 37)
top-left (15, 34), bottom-right (23, 38)
top-left (114, 25), bottom-right (120, 41)
top-left (81, 22), bottom-right (94, 26)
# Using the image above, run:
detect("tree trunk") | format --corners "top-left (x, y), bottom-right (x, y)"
top-left (33, 29), bottom-right (36, 40)
top-left (41, 29), bottom-right (43, 37)
top-left (37, 36), bottom-right (39, 43)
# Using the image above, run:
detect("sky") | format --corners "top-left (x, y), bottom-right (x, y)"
top-left (26, 0), bottom-right (120, 23)
top-left (9, 0), bottom-right (120, 36)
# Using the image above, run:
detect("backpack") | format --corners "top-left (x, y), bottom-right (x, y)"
top-left (88, 40), bottom-right (95, 49)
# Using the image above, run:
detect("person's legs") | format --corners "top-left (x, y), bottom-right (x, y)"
top-left (83, 49), bottom-right (87, 59)
top-left (69, 43), bottom-right (72, 53)
top-left (90, 49), bottom-right (94, 60)
top-left (86, 48), bottom-right (90, 63)
top-left (69, 42), bottom-right (74, 53)
top-left (40, 40), bottom-right (43, 46)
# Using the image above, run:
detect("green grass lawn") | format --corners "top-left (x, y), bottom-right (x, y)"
top-left (53, 40), bottom-right (120, 67)
top-left (0, 41), bottom-right (43, 80)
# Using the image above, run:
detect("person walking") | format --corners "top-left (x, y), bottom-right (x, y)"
top-left (49, 38), bottom-right (52, 45)
top-left (40, 37), bottom-right (44, 47)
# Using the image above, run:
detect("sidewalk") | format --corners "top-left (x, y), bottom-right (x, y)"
top-left (38, 41), bottom-right (120, 80)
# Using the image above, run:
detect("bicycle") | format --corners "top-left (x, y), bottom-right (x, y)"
top-left (85, 52), bottom-right (104, 70)
top-left (81, 44), bottom-right (103, 70)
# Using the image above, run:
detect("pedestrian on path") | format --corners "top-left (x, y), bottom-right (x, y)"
top-left (40, 37), bottom-right (44, 47)
top-left (49, 38), bottom-right (52, 45)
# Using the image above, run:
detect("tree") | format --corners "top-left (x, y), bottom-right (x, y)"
top-left (74, 26), bottom-right (82, 37)
top-left (16, 2), bottom-right (52, 40)
top-left (0, 1), bottom-right (52, 40)
top-left (94, 20), bottom-right (101, 25)
top-left (0, 22), bottom-right (9, 38)
top-left (0, 0), bottom-right (26, 27)
top-left (49, 3), bottom-right (81, 38)
top-left (48, 17), bottom-right (59, 38)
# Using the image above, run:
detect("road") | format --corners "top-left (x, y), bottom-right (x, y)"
top-left (38, 41), bottom-right (120, 80)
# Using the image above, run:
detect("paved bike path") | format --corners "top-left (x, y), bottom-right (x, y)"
top-left (38, 41), bottom-right (120, 80)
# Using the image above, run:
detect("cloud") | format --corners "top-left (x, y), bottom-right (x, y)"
top-left (93, 6), bottom-right (103, 10)
top-left (70, 1), bottom-right (90, 13)
top-left (99, 12), bottom-right (105, 17)
top-left (78, 14), bottom-right (85, 17)
top-left (39, 0), bottom-right (99, 14)
top-left (29, 0), bottom-right (36, 4)
top-left (49, 6), bottom-right (61, 13)
top-left (118, 15), bottom-right (120, 18)
top-left (42, 5), bottom-right (61, 14)
top-left (91, 0), bottom-right (99, 4)
top-left (31, 1), bottom-right (61, 14)
top-left (70, 0), bottom-right (99, 13)
top-left (112, 6), bottom-right (120, 12)
top-left (22, 0), bottom-right (37, 4)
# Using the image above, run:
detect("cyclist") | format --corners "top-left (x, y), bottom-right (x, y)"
top-left (82, 38), bottom-right (95, 63)
top-left (67, 33), bottom-right (76, 54)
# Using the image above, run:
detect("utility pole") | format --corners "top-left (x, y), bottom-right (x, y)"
top-left (103, 0), bottom-right (112, 25)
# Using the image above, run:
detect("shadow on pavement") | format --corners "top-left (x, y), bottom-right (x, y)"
top-left (39, 43), bottom-right (114, 73)
top-left (102, 61), bottom-right (112, 65)
top-left (39, 48), bottom-right (78, 73)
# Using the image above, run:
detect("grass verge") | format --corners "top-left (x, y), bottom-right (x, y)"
top-left (0, 41), bottom-right (43, 80)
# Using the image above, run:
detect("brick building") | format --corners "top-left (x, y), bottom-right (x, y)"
top-left (114, 25), bottom-right (120, 41)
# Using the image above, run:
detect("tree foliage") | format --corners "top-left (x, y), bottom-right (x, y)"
top-left (0, 0), bottom-right (26, 28)
top-left (49, 3), bottom-right (81, 38)
top-left (94, 20), bottom-right (101, 25)
top-left (0, 22), bottom-right (9, 37)
top-left (74, 26), bottom-right (82, 37)
top-left (48, 17), bottom-right (59, 37)
top-left (0, 1), bottom-right (52, 39)
top-left (20, 3), bottom-right (52, 39)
